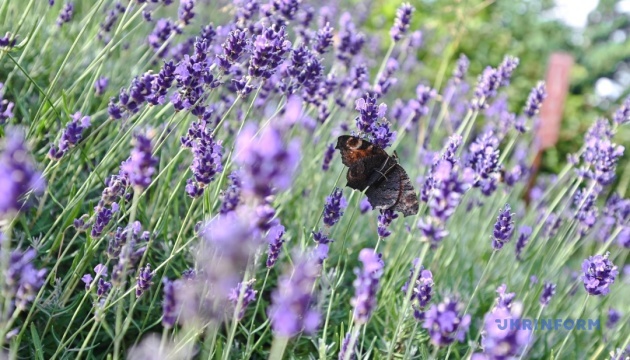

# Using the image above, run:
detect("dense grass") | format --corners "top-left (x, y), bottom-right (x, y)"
top-left (0, 0), bottom-right (628, 359)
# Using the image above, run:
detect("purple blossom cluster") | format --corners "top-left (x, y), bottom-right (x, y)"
top-left (0, 129), bottom-right (45, 217)
top-left (423, 298), bottom-right (471, 346)
top-left (354, 94), bottom-right (397, 148)
top-left (266, 222), bottom-right (285, 268)
top-left (121, 134), bottom-right (158, 190)
top-left (57, 2), bottom-right (74, 27)
top-left (228, 279), bottom-right (257, 320)
top-left (0, 83), bottom-right (15, 124)
top-left (377, 209), bottom-right (398, 238)
top-left (390, 3), bottom-right (415, 41)
top-left (323, 188), bottom-right (348, 227)
top-left (466, 131), bottom-right (501, 195)
top-left (472, 304), bottom-right (531, 360)
top-left (418, 146), bottom-right (472, 246)
top-left (235, 123), bottom-right (300, 200)
top-left (268, 254), bottom-right (320, 337)
top-left (181, 120), bottom-right (223, 198)
top-left (577, 119), bottom-right (625, 186)
top-left (220, 171), bottom-right (242, 214)
top-left (581, 252), bottom-right (618, 296)
top-left (351, 249), bottom-right (384, 325)
top-left (401, 259), bottom-right (434, 320)
top-left (6, 247), bottom-right (47, 311)
top-left (492, 204), bottom-right (515, 250)
top-left (48, 112), bottom-right (91, 160)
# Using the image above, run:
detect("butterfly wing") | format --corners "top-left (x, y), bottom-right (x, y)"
top-left (389, 165), bottom-right (419, 217)
top-left (366, 164), bottom-right (419, 217)
top-left (336, 136), bottom-right (388, 167)
top-left (346, 154), bottom-right (391, 191)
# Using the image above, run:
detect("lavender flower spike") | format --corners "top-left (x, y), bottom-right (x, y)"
top-left (492, 204), bottom-right (515, 250)
top-left (514, 225), bottom-right (532, 260)
top-left (0, 129), bottom-right (45, 217)
top-left (523, 81), bottom-right (547, 118)
top-left (351, 249), bottom-right (384, 325)
top-left (581, 252), bottom-right (618, 296)
top-left (136, 264), bottom-right (154, 298)
top-left (539, 282), bottom-right (556, 306)
top-left (228, 279), bottom-right (257, 320)
top-left (162, 278), bottom-right (180, 328)
top-left (323, 188), bottom-right (348, 227)
top-left (390, 3), bottom-right (415, 41)
top-left (377, 209), bottom-right (398, 238)
top-left (268, 254), bottom-right (320, 337)
top-left (57, 2), bottom-right (74, 27)
top-left (472, 303), bottom-right (531, 360)
top-left (266, 223), bottom-right (285, 268)
top-left (613, 96), bottom-right (630, 125)
top-left (121, 134), bottom-right (158, 191)
top-left (423, 298), bottom-right (471, 346)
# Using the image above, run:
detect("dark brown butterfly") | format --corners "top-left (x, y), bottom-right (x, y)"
top-left (335, 135), bottom-right (419, 217)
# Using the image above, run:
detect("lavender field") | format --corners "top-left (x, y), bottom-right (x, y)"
top-left (0, 0), bottom-right (628, 359)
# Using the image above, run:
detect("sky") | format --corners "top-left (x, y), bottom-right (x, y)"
top-left (550, 0), bottom-right (599, 28)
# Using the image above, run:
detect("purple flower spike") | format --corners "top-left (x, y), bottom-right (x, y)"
top-left (495, 284), bottom-right (515, 310)
top-left (0, 83), bottom-right (15, 124)
top-left (314, 23), bottom-right (334, 54)
top-left (121, 134), bottom-right (158, 190)
top-left (323, 188), bottom-right (348, 227)
top-left (515, 225), bottom-right (532, 260)
top-left (355, 93), bottom-right (386, 133)
top-left (452, 54), bottom-right (469, 83)
top-left (217, 29), bottom-right (248, 72)
top-left (401, 259), bottom-right (433, 318)
top-left (471, 67), bottom-right (501, 110)
top-left (228, 279), bottom-right (257, 320)
top-left (497, 55), bottom-right (519, 87)
top-left (48, 112), bottom-right (91, 160)
top-left (178, 0), bottom-right (195, 25)
top-left (184, 121), bottom-right (223, 198)
top-left (423, 298), bottom-right (471, 347)
top-left (322, 143), bottom-right (335, 171)
top-left (351, 249), bottom-right (384, 325)
top-left (162, 278), bottom-right (180, 328)
top-left (377, 209), bottom-right (398, 238)
top-left (249, 26), bottom-right (291, 79)
top-left (136, 264), bottom-right (154, 298)
top-left (338, 332), bottom-right (357, 360)
top-left (581, 252), bottom-right (618, 296)
top-left (613, 96), bottom-right (630, 125)
top-left (7, 248), bottom-right (47, 310)
top-left (360, 197), bottom-right (372, 213)
top-left (220, 171), bottom-right (242, 214)
top-left (472, 304), bottom-right (531, 360)
top-left (523, 81), bottom-right (546, 118)
top-left (607, 308), bottom-right (620, 329)
top-left (539, 282), bottom-right (556, 306)
top-left (95, 77), bottom-right (109, 96)
top-left (0, 33), bottom-right (18, 48)
top-left (235, 123), bottom-right (300, 199)
top-left (492, 204), bottom-right (515, 250)
top-left (0, 129), bottom-right (45, 217)
top-left (390, 3), bottom-right (415, 41)
top-left (268, 254), bottom-right (320, 337)
top-left (266, 223), bottom-right (285, 268)
top-left (57, 2), bottom-right (74, 27)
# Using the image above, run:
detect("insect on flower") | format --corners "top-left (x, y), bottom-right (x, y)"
top-left (336, 135), bottom-right (419, 216)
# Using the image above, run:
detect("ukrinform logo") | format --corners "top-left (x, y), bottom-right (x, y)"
top-left (495, 318), bottom-right (601, 331)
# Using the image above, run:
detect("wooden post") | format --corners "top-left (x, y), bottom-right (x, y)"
top-left (525, 53), bottom-right (574, 204)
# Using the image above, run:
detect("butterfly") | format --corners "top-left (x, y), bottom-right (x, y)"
top-left (335, 135), bottom-right (419, 217)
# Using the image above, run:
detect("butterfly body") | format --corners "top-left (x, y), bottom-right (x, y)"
top-left (335, 135), bottom-right (419, 217)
